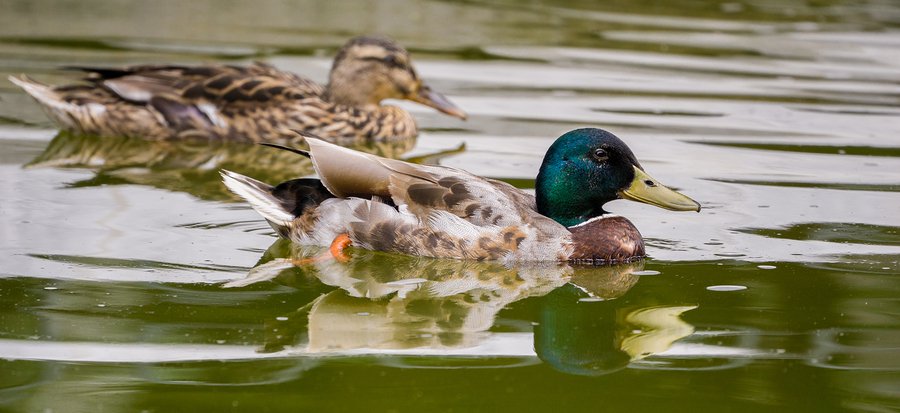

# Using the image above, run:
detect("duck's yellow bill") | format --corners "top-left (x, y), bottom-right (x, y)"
top-left (618, 166), bottom-right (701, 212)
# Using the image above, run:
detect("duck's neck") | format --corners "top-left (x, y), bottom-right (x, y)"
top-left (370, 106), bottom-right (418, 142)
top-left (537, 201), bottom-right (607, 228)
top-left (535, 169), bottom-right (609, 228)
top-left (324, 84), bottom-right (376, 108)
top-left (325, 67), bottom-right (387, 108)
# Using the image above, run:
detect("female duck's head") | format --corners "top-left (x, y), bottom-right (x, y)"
top-left (325, 35), bottom-right (466, 119)
top-left (536, 128), bottom-right (700, 228)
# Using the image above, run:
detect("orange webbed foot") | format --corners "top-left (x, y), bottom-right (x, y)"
top-left (329, 233), bottom-right (352, 263)
top-left (289, 234), bottom-right (352, 266)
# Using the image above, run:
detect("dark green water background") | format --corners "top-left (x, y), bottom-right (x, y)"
top-left (1, 0), bottom-right (898, 412)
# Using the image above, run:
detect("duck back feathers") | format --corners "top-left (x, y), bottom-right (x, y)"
top-left (223, 138), bottom-right (574, 262)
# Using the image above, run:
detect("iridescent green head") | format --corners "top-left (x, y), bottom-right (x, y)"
top-left (535, 128), bottom-right (700, 228)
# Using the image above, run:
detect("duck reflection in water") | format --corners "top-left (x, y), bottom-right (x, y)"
top-left (537, 280), bottom-right (696, 376)
top-left (228, 241), bottom-right (696, 376)
top-left (26, 131), bottom-right (463, 201)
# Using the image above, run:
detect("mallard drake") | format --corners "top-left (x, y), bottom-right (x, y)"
top-left (8, 36), bottom-right (465, 143)
top-left (222, 128), bottom-right (701, 264)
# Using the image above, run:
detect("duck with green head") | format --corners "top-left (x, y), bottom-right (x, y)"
top-left (222, 128), bottom-right (700, 263)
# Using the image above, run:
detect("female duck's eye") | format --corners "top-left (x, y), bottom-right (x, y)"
top-left (382, 55), bottom-right (401, 68)
top-left (593, 148), bottom-right (608, 161)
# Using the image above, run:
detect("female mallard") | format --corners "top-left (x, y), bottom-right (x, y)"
top-left (8, 36), bottom-right (465, 143)
top-left (222, 128), bottom-right (700, 264)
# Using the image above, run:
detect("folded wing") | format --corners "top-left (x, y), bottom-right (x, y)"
top-left (305, 137), bottom-right (570, 241)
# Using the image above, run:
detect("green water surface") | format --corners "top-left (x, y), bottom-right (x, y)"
top-left (1, 0), bottom-right (898, 412)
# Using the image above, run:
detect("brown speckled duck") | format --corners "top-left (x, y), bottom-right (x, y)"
top-left (8, 35), bottom-right (466, 144)
top-left (222, 128), bottom-right (701, 264)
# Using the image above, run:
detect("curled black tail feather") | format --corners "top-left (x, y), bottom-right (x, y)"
top-left (258, 128), bottom-right (333, 158)
top-left (259, 143), bottom-right (310, 158)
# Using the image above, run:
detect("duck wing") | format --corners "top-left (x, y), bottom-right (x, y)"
top-left (67, 62), bottom-right (325, 103)
top-left (305, 137), bottom-right (437, 198)
top-left (61, 64), bottom-right (329, 140)
top-left (305, 138), bottom-right (567, 236)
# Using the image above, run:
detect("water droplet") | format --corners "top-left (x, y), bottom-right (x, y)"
top-left (757, 265), bottom-right (776, 270)
top-left (356, 312), bottom-right (371, 316)
top-left (43, 286), bottom-right (58, 290)
top-left (275, 316), bottom-right (289, 321)
top-left (632, 270), bottom-right (660, 276)
top-left (97, 303), bottom-right (107, 307)
top-left (714, 252), bottom-right (746, 258)
top-left (578, 297), bottom-right (604, 302)
top-left (706, 285), bottom-right (747, 292)
top-left (216, 339), bottom-right (226, 344)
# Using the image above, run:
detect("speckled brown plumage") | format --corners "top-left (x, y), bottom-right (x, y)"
top-left (10, 36), bottom-right (465, 144)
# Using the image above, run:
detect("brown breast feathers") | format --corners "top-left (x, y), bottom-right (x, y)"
top-left (567, 215), bottom-right (646, 265)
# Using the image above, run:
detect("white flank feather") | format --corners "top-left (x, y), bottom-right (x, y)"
top-left (426, 211), bottom-right (490, 241)
top-left (197, 103), bottom-right (227, 128)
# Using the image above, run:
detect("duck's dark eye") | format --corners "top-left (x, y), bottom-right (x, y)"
top-left (361, 55), bottom-right (403, 69)
top-left (592, 148), bottom-right (608, 161)
top-left (382, 55), bottom-right (402, 68)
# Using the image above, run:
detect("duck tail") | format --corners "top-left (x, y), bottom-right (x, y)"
top-left (8, 75), bottom-right (81, 129)
top-left (221, 170), bottom-right (296, 228)
top-left (221, 170), bottom-right (334, 234)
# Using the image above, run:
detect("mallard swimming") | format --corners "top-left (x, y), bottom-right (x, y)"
top-left (222, 128), bottom-right (701, 263)
top-left (8, 36), bottom-right (465, 143)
